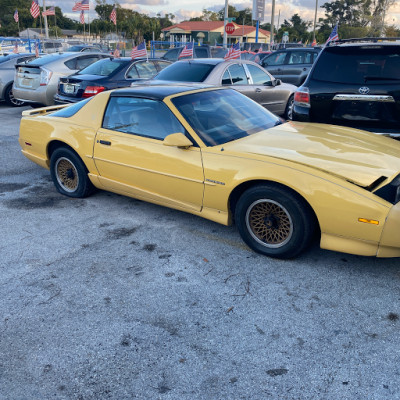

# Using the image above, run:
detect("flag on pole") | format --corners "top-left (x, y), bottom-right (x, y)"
top-left (325, 24), bottom-right (339, 45)
top-left (179, 41), bottom-right (194, 58)
top-left (224, 42), bottom-right (241, 60)
top-left (13, 41), bottom-right (19, 54)
top-left (80, 10), bottom-right (85, 24)
top-left (131, 41), bottom-right (147, 59)
top-left (14, 9), bottom-right (19, 23)
top-left (311, 38), bottom-right (317, 47)
top-left (42, 6), bottom-right (56, 16)
top-left (35, 41), bottom-right (39, 57)
top-left (73, 0), bottom-right (90, 11)
top-left (30, 0), bottom-right (40, 18)
top-left (110, 6), bottom-right (117, 25)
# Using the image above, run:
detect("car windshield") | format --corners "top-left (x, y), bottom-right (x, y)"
top-left (77, 58), bottom-right (122, 76)
top-left (312, 45), bottom-right (400, 84)
top-left (172, 89), bottom-right (281, 146)
top-left (154, 62), bottom-right (215, 82)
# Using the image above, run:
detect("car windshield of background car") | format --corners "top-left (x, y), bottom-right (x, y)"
top-left (312, 46), bottom-right (400, 84)
top-left (172, 89), bottom-right (281, 146)
top-left (154, 62), bottom-right (215, 82)
top-left (77, 58), bottom-right (120, 76)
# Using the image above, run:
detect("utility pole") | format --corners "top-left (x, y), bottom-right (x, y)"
top-left (270, 0), bottom-right (275, 49)
top-left (43, 0), bottom-right (49, 39)
top-left (223, 0), bottom-right (228, 48)
top-left (312, 0), bottom-right (318, 43)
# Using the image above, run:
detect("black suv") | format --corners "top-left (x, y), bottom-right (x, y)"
top-left (292, 38), bottom-right (400, 138)
top-left (260, 47), bottom-right (321, 86)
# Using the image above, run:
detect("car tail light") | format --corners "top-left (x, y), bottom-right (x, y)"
top-left (294, 87), bottom-right (310, 108)
top-left (39, 67), bottom-right (53, 86)
top-left (82, 86), bottom-right (105, 98)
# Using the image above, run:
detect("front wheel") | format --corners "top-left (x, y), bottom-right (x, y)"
top-left (284, 95), bottom-right (294, 120)
top-left (50, 147), bottom-right (95, 198)
top-left (235, 185), bottom-right (315, 259)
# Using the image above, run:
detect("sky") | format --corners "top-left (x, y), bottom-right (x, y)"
top-left (52, 0), bottom-right (400, 29)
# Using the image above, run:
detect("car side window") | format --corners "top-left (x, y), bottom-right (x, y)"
top-left (265, 52), bottom-right (286, 66)
top-left (246, 64), bottom-right (272, 85)
top-left (64, 58), bottom-right (76, 70)
top-left (157, 61), bottom-right (171, 71)
top-left (76, 56), bottom-right (100, 70)
top-left (126, 65), bottom-right (139, 79)
top-left (102, 97), bottom-right (186, 141)
top-left (226, 64), bottom-right (248, 85)
top-left (221, 69), bottom-right (231, 85)
top-left (135, 61), bottom-right (157, 78)
top-left (288, 51), bottom-right (312, 65)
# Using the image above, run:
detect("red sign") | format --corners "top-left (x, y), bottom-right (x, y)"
top-left (225, 23), bottom-right (235, 35)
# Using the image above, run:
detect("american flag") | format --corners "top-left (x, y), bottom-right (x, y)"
top-left (110, 6), bottom-right (117, 25)
top-left (13, 42), bottom-right (19, 54)
top-left (179, 41), bottom-right (194, 58)
top-left (30, 0), bottom-right (40, 18)
top-left (80, 10), bottom-right (85, 24)
top-left (325, 24), bottom-right (339, 45)
top-left (224, 42), bottom-right (241, 60)
top-left (42, 6), bottom-right (55, 16)
top-left (131, 41), bottom-right (147, 59)
top-left (73, 0), bottom-right (90, 11)
top-left (14, 9), bottom-right (19, 23)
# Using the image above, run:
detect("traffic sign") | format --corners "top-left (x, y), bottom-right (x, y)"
top-left (225, 23), bottom-right (235, 35)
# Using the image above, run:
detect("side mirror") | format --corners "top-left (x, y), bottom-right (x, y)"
top-left (163, 132), bottom-right (193, 149)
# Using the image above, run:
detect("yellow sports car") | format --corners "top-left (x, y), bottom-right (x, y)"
top-left (19, 85), bottom-right (400, 259)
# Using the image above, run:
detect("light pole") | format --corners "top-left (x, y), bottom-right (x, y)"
top-left (43, 0), bottom-right (49, 39)
top-left (270, 0), bottom-right (275, 49)
top-left (312, 0), bottom-right (318, 43)
top-left (223, 0), bottom-right (228, 48)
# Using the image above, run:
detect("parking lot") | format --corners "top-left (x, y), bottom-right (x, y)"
top-left (1, 102), bottom-right (400, 399)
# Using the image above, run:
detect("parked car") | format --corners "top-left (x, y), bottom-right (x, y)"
top-left (260, 47), bottom-right (321, 86)
top-left (66, 44), bottom-right (106, 53)
top-left (160, 45), bottom-right (211, 61)
top-left (19, 85), bottom-right (400, 258)
top-left (41, 40), bottom-right (65, 54)
top-left (150, 58), bottom-right (296, 119)
top-left (0, 53), bottom-right (37, 106)
top-left (54, 57), bottom-right (171, 104)
top-left (13, 52), bottom-right (109, 107)
top-left (292, 38), bottom-right (400, 138)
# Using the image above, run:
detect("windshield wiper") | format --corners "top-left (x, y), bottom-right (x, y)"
top-left (364, 76), bottom-right (400, 82)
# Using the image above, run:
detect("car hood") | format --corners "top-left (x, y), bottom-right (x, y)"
top-left (224, 121), bottom-right (400, 187)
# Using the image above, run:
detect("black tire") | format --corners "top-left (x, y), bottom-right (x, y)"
top-left (50, 147), bottom-right (95, 198)
top-left (285, 95), bottom-right (294, 120)
top-left (4, 84), bottom-right (25, 107)
top-left (235, 185), bottom-right (315, 259)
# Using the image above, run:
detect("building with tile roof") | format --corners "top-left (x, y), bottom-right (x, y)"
top-left (161, 21), bottom-right (270, 45)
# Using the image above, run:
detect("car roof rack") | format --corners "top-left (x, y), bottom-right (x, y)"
top-left (327, 37), bottom-right (400, 46)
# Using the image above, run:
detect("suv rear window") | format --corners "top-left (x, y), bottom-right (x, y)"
top-left (312, 45), bottom-right (400, 84)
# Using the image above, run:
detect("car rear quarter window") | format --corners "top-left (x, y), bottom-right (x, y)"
top-left (312, 46), bottom-right (400, 84)
top-left (246, 64), bottom-right (272, 85)
top-left (49, 98), bottom-right (92, 118)
top-left (77, 58), bottom-right (119, 76)
top-left (154, 62), bottom-right (215, 82)
top-left (76, 56), bottom-right (101, 70)
top-left (226, 64), bottom-right (248, 85)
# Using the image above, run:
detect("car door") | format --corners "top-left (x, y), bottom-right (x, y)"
top-left (284, 50), bottom-right (315, 85)
top-left (261, 51), bottom-right (287, 79)
top-left (244, 63), bottom-right (287, 115)
top-left (93, 95), bottom-right (205, 212)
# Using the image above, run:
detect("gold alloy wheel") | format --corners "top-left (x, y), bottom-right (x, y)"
top-left (245, 199), bottom-right (293, 248)
top-left (55, 157), bottom-right (79, 193)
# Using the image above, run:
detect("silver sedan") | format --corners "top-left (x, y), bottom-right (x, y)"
top-left (150, 58), bottom-right (297, 119)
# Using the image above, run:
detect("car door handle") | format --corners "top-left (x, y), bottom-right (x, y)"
top-left (97, 140), bottom-right (111, 146)
top-left (255, 88), bottom-right (262, 93)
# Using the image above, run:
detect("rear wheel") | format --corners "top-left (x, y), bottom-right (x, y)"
top-left (4, 84), bottom-right (25, 107)
top-left (235, 185), bottom-right (315, 259)
top-left (50, 147), bottom-right (95, 198)
top-left (285, 95), bottom-right (294, 120)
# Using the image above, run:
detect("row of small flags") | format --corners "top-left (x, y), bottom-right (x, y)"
top-left (14, 2), bottom-right (55, 21)
top-left (177, 41), bottom-right (241, 60)
top-left (112, 41), bottom-right (148, 59)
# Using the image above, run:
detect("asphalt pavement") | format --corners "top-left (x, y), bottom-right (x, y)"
top-left (0, 102), bottom-right (399, 400)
